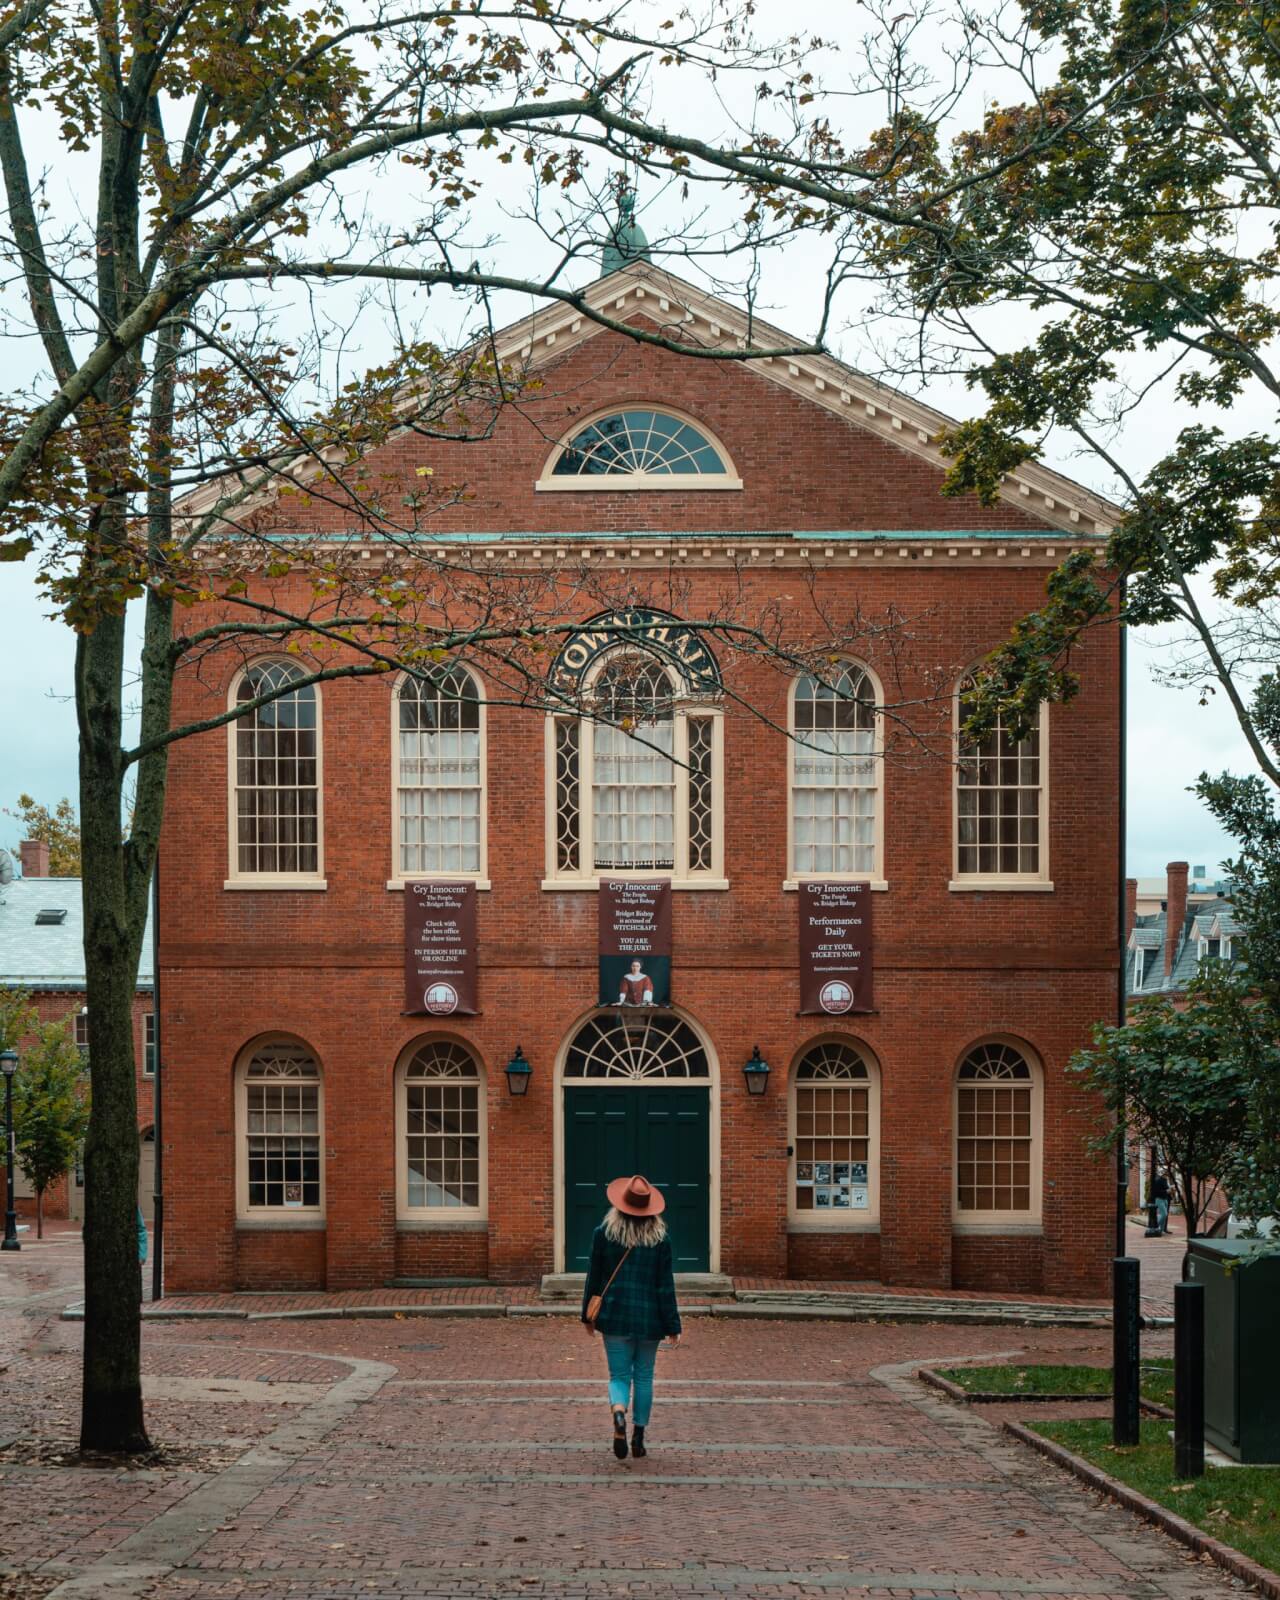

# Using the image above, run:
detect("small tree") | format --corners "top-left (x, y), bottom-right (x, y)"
top-left (0, 988), bottom-right (34, 1053)
top-left (4, 797), bottom-right (80, 877)
top-left (1071, 1000), bottom-right (1250, 1241)
top-left (12, 1019), bottom-right (90, 1239)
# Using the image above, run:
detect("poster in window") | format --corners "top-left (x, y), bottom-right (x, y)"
top-left (405, 882), bottom-right (478, 1015)
top-left (284, 1183), bottom-right (303, 1208)
top-left (798, 881), bottom-right (874, 1014)
top-left (599, 879), bottom-right (671, 1007)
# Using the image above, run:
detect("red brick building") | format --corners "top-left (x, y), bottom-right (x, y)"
top-left (159, 262), bottom-right (1122, 1297)
top-left (0, 840), bottom-right (156, 1221)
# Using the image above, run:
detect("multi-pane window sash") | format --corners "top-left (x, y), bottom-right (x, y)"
top-left (74, 1010), bottom-right (89, 1055)
top-left (956, 684), bottom-right (1043, 877)
top-left (397, 668), bottom-right (483, 876)
top-left (244, 1043), bottom-right (321, 1210)
top-left (143, 1013), bottom-right (156, 1077)
top-left (403, 1041), bottom-right (482, 1209)
top-left (234, 661), bottom-right (319, 875)
top-left (955, 1043), bottom-right (1035, 1215)
top-left (793, 1042), bottom-right (871, 1215)
top-left (792, 668), bottom-right (878, 877)
top-left (551, 656), bottom-right (720, 881)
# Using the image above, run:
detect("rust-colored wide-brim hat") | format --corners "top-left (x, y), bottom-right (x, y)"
top-left (606, 1174), bottom-right (666, 1217)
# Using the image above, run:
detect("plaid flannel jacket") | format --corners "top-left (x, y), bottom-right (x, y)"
top-left (581, 1226), bottom-right (682, 1341)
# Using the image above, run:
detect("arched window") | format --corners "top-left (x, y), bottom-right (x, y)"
top-left (955, 677), bottom-right (1046, 883)
top-left (790, 665), bottom-right (881, 880)
top-left (563, 1012), bottom-right (711, 1080)
top-left (230, 660), bottom-right (322, 881)
top-left (396, 1040), bottom-right (485, 1217)
top-left (547, 651), bottom-right (723, 885)
top-left (236, 1040), bottom-right (323, 1217)
top-left (394, 666), bottom-right (486, 881)
top-left (954, 1041), bottom-right (1042, 1223)
top-left (539, 408), bottom-right (741, 490)
top-left (789, 1040), bottom-right (879, 1225)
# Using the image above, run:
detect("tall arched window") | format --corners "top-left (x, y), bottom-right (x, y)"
top-left (547, 651), bottom-right (723, 885)
top-left (230, 660), bottom-right (322, 882)
top-left (236, 1039), bottom-right (323, 1218)
top-left (789, 1040), bottom-right (879, 1225)
top-left (955, 677), bottom-right (1047, 884)
top-left (394, 666), bottom-right (486, 881)
top-left (396, 1040), bottom-right (486, 1217)
top-left (539, 407), bottom-right (741, 490)
top-left (954, 1040), bottom-right (1042, 1223)
top-left (790, 665), bottom-right (881, 880)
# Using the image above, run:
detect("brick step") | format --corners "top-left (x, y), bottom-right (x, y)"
top-left (540, 1271), bottom-right (736, 1302)
top-left (733, 1288), bottom-right (1110, 1326)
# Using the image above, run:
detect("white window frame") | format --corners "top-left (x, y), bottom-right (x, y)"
top-left (74, 1007), bottom-right (89, 1053)
top-left (951, 675), bottom-right (1052, 892)
top-left (784, 661), bottom-right (887, 891)
top-left (952, 1037), bottom-right (1043, 1232)
top-left (143, 1013), bottom-right (156, 1078)
top-left (536, 404), bottom-right (743, 492)
top-left (543, 653), bottom-right (726, 890)
top-left (787, 1037), bottom-right (881, 1231)
top-left (225, 659), bottom-right (326, 891)
top-left (388, 666), bottom-right (490, 891)
top-left (234, 1037), bottom-right (325, 1223)
top-left (395, 1038), bottom-right (488, 1226)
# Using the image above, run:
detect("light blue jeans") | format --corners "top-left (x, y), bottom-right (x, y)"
top-left (603, 1335), bottom-right (661, 1426)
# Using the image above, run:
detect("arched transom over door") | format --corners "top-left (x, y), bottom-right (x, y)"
top-left (563, 1012), bottom-right (712, 1274)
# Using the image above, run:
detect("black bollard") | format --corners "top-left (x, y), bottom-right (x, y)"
top-left (1174, 1280), bottom-right (1205, 1478)
top-left (1113, 1256), bottom-right (1140, 1447)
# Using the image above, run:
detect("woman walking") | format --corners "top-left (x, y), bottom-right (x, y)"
top-left (581, 1174), bottom-right (682, 1460)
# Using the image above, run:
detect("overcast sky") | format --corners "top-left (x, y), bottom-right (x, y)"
top-left (0, 0), bottom-right (1265, 882)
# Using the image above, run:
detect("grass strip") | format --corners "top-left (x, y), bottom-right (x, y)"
top-left (935, 1359), bottom-right (1173, 1402)
top-left (1033, 1418), bottom-right (1280, 1573)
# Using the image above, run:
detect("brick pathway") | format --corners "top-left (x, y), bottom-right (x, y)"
top-left (0, 1237), bottom-right (1241, 1600)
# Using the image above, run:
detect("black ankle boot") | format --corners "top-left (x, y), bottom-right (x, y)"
top-left (631, 1425), bottom-right (647, 1458)
top-left (612, 1408), bottom-right (628, 1460)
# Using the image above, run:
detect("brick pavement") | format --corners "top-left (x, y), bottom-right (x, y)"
top-left (0, 1240), bottom-right (1232, 1600)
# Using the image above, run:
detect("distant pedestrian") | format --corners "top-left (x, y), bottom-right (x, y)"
top-left (137, 1206), bottom-right (148, 1263)
top-left (1151, 1173), bottom-right (1171, 1235)
top-left (581, 1174), bottom-right (681, 1461)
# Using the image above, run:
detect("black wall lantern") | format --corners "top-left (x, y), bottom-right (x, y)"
top-left (505, 1045), bottom-right (533, 1097)
top-left (742, 1045), bottom-right (770, 1096)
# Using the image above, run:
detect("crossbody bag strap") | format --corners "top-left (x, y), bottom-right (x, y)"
top-left (598, 1245), bottom-right (632, 1302)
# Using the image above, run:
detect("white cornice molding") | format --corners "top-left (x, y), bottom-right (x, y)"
top-left (175, 261), bottom-right (1123, 539)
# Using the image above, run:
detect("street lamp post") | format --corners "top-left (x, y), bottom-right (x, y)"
top-left (1, 1049), bottom-right (19, 1251)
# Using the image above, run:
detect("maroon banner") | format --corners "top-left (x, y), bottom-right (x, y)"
top-left (798, 881), bottom-right (873, 1015)
top-left (599, 880), bottom-right (672, 1007)
top-left (404, 882), bottom-right (478, 1016)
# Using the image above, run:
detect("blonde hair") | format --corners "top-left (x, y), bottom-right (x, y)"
top-left (603, 1206), bottom-right (667, 1248)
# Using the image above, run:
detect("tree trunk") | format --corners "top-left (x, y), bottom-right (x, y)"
top-left (77, 612), bottom-right (150, 1454)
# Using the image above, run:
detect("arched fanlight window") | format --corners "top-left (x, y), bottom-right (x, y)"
top-left (789, 1041), bottom-right (879, 1224)
top-left (229, 660), bottom-right (321, 879)
top-left (548, 649), bottom-right (723, 885)
top-left (236, 1039), bottom-right (323, 1216)
top-left (790, 665), bottom-right (881, 879)
top-left (540, 409), bottom-right (740, 489)
top-left (955, 676), bottom-right (1047, 882)
top-left (954, 1040), bottom-right (1042, 1221)
top-left (563, 1012), bottom-right (711, 1080)
top-left (394, 665), bottom-right (486, 880)
top-left (397, 1040), bottom-right (486, 1216)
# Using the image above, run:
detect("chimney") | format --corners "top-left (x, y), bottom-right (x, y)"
top-left (19, 839), bottom-right (50, 878)
top-left (1165, 861), bottom-right (1189, 975)
top-left (1125, 878), bottom-right (1138, 940)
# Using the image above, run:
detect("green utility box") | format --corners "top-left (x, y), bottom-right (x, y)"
top-left (1187, 1239), bottom-right (1280, 1463)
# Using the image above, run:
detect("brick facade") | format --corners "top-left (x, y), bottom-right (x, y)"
top-left (159, 299), bottom-right (1120, 1298)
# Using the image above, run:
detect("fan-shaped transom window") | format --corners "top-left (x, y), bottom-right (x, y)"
top-left (400, 1040), bottom-right (485, 1213)
top-left (563, 1012), bottom-right (711, 1080)
top-left (239, 1041), bottom-right (322, 1214)
top-left (541, 409), bottom-right (740, 490)
top-left (791, 1041), bottom-right (877, 1221)
top-left (395, 666), bottom-right (485, 879)
top-left (955, 1041), bottom-right (1040, 1219)
top-left (791, 666), bottom-right (881, 878)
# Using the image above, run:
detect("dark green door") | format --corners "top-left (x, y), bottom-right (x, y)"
top-left (564, 1086), bottom-right (711, 1272)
